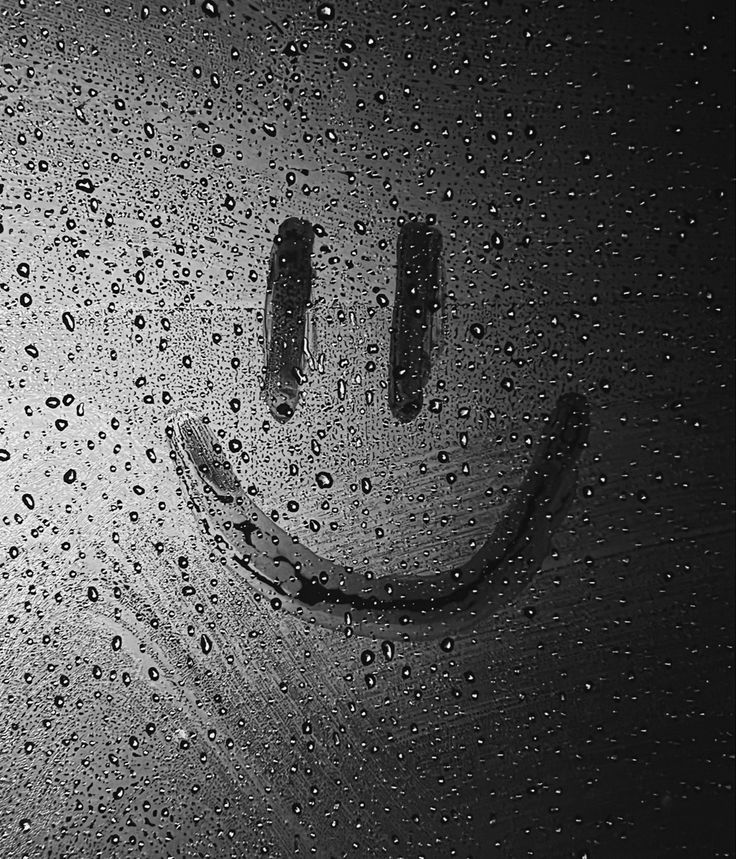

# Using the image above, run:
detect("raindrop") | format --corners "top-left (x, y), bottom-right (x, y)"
top-left (316, 3), bottom-right (335, 22)
top-left (316, 471), bottom-right (333, 489)
top-left (360, 649), bottom-right (375, 666)
top-left (75, 177), bottom-right (95, 194)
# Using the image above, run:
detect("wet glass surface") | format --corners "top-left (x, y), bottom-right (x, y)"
top-left (1, 2), bottom-right (734, 857)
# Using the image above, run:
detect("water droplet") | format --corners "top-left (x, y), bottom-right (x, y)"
top-left (317, 3), bottom-right (335, 22)
top-left (75, 177), bottom-right (95, 194)
top-left (316, 471), bottom-right (333, 489)
top-left (360, 649), bottom-right (375, 666)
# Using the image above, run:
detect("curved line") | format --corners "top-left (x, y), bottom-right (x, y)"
top-left (168, 392), bottom-right (589, 638)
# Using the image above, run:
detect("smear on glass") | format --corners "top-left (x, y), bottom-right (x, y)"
top-left (389, 222), bottom-right (444, 423)
top-left (262, 217), bottom-right (314, 423)
top-left (168, 393), bottom-right (589, 641)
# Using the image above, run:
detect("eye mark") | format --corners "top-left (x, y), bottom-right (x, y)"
top-left (263, 218), bottom-right (444, 424)
top-left (168, 392), bottom-right (589, 641)
top-left (262, 217), bottom-right (314, 424)
top-left (389, 222), bottom-right (444, 423)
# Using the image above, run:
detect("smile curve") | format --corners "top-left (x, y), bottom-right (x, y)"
top-left (168, 392), bottom-right (590, 641)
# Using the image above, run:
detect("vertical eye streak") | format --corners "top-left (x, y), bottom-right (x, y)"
top-left (389, 221), bottom-right (444, 423)
top-left (263, 217), bottom-right (314, 424)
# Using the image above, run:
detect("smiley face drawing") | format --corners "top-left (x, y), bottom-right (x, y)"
top-left (168, 218), bottom-right (590, 641)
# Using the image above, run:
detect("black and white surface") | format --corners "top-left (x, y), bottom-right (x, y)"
top-left (1, 2), bottom-right (733, 857)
